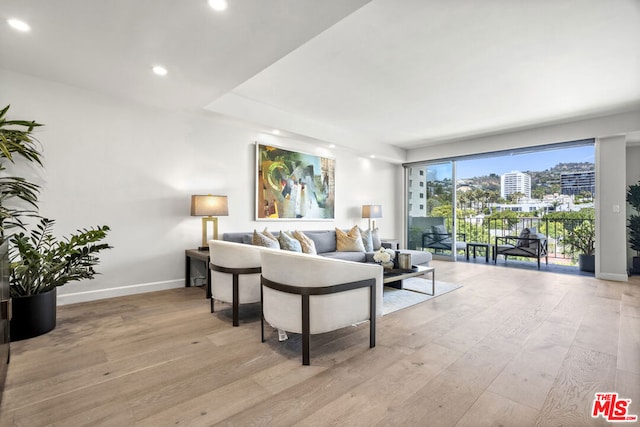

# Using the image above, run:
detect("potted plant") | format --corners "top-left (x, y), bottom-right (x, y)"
top-left (9, 218), bottom-right (111, 340)
top-left (1, 105), bottom-right (112, 340)
top-left (563, 219), bottom-right (595, 272)
top-left (627, 181), bottom-right (640, 274)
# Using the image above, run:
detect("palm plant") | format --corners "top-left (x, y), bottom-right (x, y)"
top-left (628, 181), bottom-right (640, 256)
top-left (0, 104), bottom-right (42, 238)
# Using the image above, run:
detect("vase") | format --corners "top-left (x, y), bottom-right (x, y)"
top-left (10, 288), bottom-right (57, 341)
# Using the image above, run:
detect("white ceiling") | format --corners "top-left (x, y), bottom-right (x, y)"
top-left (2, 0), bottom-right (640, 157)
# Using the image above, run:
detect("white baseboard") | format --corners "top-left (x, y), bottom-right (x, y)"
top-left (596, 272), bottom-right (628, 282)
top-left (57, 279), bottom-right (185, 305)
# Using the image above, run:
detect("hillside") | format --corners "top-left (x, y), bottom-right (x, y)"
top-left (461, 162), bottom-right (594, 196)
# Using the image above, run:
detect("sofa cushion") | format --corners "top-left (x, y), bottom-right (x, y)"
top-left (336, 226), bottom-right (365, 252)
top-left (278, 231), bottom-right (302, 252)
top-left (359, 227), bottom-right (374, 252)
top-left (304, 230), bottom-right (337, 254)
top-left (293, 230), bottom-right (317, 255)
top-left (321, 251), bottom-right (367, 263)
top-left (371, 227), bottom-right (382, 250)
top-left (253, 228), bottom-right (280, 249)
top-left (222, 232), bottom-right (252, 244)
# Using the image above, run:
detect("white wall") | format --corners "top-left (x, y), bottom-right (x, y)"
top-left (406, 110), bottom-right (640, 281)
top-left (1, 70), bottom-right (402, 304)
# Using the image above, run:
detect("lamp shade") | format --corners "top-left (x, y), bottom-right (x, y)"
top-left (362, 204), bottom-right (382, 219)
top-left (191, 195), bottom-right (229, 216)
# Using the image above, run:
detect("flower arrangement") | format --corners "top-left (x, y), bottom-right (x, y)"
top-left (373, 247), bottom-right (395, 264)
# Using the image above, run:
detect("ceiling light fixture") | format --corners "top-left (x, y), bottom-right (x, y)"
top-left (208, 0), bottom-right (228, 11)
top-left (272, 129), bottom-right (280, 135)
top-left (7, 18), bottom-right (30, 32)
top-left (329, 144), bottom-right (336, 148)
top-left (152, 65), bottom-right (168, 76)
top-left (370, 155), bottom-right (376, 159)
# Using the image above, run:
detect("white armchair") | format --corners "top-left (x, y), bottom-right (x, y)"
top-left (260, 250), bottom-right (383, 365)
top-left (208, 240), bottom-right (262, 326)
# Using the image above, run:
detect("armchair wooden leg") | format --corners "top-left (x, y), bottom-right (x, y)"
top-left (370, 288), bottom-right (376, 348)
top-left (260, 285), bottom-right (265, 343)
top-left (302, 294), bottom-right (310, 366)
top-left (232, 274), bottom-right (239, 327)
top-left (208, 279), bottom-right (215, 313)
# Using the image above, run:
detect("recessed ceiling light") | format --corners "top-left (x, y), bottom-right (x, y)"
top-left (208, 0), bottom-right (228, 11)
top-left (370, 155), bottom-right (376, 159)
top-left (272, 129), bottom-right (280, 135)
top-left (7, 18), bottom-right (30, 32)
top-left (152, 65), bottom-right (168, 76)
top-left (329, 144), bottom-right (336, 148)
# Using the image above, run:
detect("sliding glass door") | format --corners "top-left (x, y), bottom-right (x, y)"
top-left (406, 161), bottom-right (458, 260)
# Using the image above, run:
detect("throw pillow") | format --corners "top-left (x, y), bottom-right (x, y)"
top-left (335, 226), bottom-right (365, 252)
top-left (253, 228), bottom-right (280, 249)
top-left (278, 231), bottom-right (302, 252)
top-left (431, 224), bottom-right (447, 236)
top-left (293, 230), bottom-right (317, 255)
top-left (517, 228), bottom-right (530, 247)
top-left (371, 227), bottom-right (382, 250)
top-left (359, 226), bottom-right (374, 252)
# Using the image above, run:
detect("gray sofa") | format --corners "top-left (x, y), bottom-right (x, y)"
top-left (222, 229), bottom-right (432, 267)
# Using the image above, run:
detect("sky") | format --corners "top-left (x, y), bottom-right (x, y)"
top-left (456, 144), bottom-right (595, 179)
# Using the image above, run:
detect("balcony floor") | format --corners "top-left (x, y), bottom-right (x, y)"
top-left (446, 252), bottom-right (596, 277)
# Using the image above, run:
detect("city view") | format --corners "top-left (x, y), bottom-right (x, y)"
top-left (407, 143), bottom-right (596, 271)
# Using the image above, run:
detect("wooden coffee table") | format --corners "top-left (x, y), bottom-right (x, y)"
top-left (383, 265), bottom-right (435, 296)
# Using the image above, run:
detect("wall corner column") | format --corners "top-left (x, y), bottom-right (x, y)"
top-left (595, 135), bottom-right (628, 281)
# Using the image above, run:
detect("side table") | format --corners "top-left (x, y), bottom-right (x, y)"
top-left (465, 242), bottom-right (490, 263)
top-left (185, 249), bottom-right (211, 298)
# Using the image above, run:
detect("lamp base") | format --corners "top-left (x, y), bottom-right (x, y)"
top-left (198, 246), bottom-right (209, 251)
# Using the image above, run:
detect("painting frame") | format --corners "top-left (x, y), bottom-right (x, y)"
top-left (255, 142), bottom-right (335, 221)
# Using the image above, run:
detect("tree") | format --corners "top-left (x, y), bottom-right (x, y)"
top-left (487, 210), bottom-right (519, 229)
top-left (507, 192), bottom-right (525, 203)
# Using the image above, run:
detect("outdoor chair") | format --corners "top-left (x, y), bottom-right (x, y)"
top-left (494, 229), bottom-right (548, 269)
top-left (422, 223), bottom-right (467, 253)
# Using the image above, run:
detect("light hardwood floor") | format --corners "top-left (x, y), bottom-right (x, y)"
top-left (1, 261), bottom-right (638, 426)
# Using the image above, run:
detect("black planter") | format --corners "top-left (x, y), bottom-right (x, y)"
top-left (578, 254), bottom-right (595, 273)
top-left (633, 256), bottom-right (640, 275)
top-left (10, 288), bottom-right (56, 341)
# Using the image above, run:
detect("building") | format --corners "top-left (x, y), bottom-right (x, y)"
top-left (500, 171), bottom-right (532, 199)
top-left (561, 171), bottom-right (596, 196)
top-left (407, 167), bottom-right (426, 217)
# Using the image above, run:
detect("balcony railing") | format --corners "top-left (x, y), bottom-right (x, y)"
top-left (409, 216), bottom-right (594, 265)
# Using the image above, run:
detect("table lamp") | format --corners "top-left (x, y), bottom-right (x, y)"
top-left (191, 195), bottom-right (228, 250)
top-left (362, 204), bottom-right (382, 229)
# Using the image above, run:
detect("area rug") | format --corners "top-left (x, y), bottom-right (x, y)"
top-left (383, 278), bottom-right (463, 315)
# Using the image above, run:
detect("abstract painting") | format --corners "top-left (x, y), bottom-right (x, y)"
top-left (256, 143), bottom-right (335, 220)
